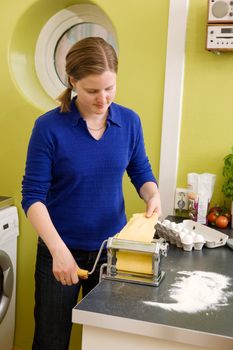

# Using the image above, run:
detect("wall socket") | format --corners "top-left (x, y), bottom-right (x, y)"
top-left (174, 188), bottom-right (188, 210)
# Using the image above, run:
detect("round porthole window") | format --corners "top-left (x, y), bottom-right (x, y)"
top-left (35, 4), bottom-right (118, 100)
top-left (54, 22), bottom-right (117, 87)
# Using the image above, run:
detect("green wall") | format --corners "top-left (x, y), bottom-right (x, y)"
top-left (0, 1), bottom-right (168, 349)
top-left (178, 0), bottom-right (233, 208)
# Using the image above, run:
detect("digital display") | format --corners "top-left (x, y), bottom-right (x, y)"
top-left (221, 28), bottom-right (233, 33)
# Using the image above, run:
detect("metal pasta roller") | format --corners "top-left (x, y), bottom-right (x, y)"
top-left (99, 236), bottom-right (168, 286)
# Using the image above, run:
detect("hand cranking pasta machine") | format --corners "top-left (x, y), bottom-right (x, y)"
top-left (78, 235), bottom-right (168, 287)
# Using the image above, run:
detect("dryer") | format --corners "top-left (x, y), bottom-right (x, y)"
top-left (0, 206), bottom-right (18, 350)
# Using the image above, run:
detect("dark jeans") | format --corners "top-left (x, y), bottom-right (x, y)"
top-left (32, 238), bottom-right (107, 350)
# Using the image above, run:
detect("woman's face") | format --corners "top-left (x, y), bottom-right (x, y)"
top-left (70, 70), bottom-right (117, 118)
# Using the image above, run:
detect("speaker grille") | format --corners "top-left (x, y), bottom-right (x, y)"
top-left (212, 1), bottom-right (229, 18)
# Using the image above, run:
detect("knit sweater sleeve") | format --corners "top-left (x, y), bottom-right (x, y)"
top-left (126, 118), bottom-right (157, 193)
top-left (21, 117), bottom-right (54, 215)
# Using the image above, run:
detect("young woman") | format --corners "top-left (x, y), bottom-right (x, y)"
top-left (22, 36), bottom-right (161, 350)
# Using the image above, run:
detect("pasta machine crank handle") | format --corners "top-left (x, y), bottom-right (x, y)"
top-left (77, 239), bottom-right (108, 279)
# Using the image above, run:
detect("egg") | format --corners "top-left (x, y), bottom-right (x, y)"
top-left (169, 221), bottom-right (176, 228)
top-left (162, 219), bottom-right (170, 227)
top-left (176, 223), bottom-right (184, 230)
top-left (182, 228), bottom-right (190, 235)
top-left (193, 234), bottom-right (205, 243)
top-left (190, 230), bottom-right (196, 238)
top-left (179, 230), bottom-right (187, 240)
top-left (182, 234), bottom-right (194, 244)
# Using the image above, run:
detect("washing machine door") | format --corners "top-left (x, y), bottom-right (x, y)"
top-left (0, 250), bottom-right (13, 324)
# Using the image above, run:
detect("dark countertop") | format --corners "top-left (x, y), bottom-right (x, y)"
top-left (73, 218), bottom-right (233, 348)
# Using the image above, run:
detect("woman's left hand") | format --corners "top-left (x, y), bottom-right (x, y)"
top-left (145, 193), bottom-right (162, 218)
top-left (139, 182), bottom-right (162, 218)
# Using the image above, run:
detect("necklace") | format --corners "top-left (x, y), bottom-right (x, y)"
top-left (87, 124), bottom-right (106, 131)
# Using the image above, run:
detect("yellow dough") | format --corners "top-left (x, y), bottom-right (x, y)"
top-left (116, 251), bottom-right (153, 275)
top-left (116, 212), bottom-right (158, 242)
top-left (115, 212), bottom-right (158, 275)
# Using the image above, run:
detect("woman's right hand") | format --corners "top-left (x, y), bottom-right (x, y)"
top-left (27, 202), bottom-right (83, 285)
top-left (51, 242), bottom-right (79, 286)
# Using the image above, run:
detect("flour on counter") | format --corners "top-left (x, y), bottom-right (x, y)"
top-left (144, 271), bottom-right (233, 313)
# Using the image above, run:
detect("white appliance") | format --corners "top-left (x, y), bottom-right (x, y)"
top-left (206, 0), bottom-right (233, 52)
top-left (206, 24), bottom-right (233, 50)
top-left (208, 0), bottom-right (233, 23)
top-left (0, 206), bottom-right (18, 350)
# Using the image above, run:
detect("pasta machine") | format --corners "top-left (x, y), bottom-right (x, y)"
top-left (99, 236), bottom-right (168, 286)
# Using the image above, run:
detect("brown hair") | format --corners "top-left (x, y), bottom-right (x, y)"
top-left (57, 37), bottom-right (118, 112)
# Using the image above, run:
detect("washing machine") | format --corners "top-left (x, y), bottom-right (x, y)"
top-left (0, 206), bottom-right (19, 350)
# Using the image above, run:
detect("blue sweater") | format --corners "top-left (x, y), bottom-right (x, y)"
top-left (22, 98), bottom-right (156, 250)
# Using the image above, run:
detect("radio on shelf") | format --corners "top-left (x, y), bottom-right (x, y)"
top-left (206, 0), bottom-right (233, 52)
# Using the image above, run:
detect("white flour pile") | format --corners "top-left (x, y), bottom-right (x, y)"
top-left (144, 271), bottom-right (233, 313)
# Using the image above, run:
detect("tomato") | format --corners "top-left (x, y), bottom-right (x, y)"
top-left (215, 215), bottom-right (229, 229)
top-left (207, 212), bottom-right (218, 224)
top-left (207, 204), bottom-right (231, 226)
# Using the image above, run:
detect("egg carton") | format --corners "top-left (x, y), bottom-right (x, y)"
top-left (182, 220), bottom-right (228, 248)
top-left (156, 219), bottom-right (228, 251)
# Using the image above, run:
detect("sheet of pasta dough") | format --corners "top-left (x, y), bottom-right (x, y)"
top-left (115, 212), bottom-right (158, 274)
